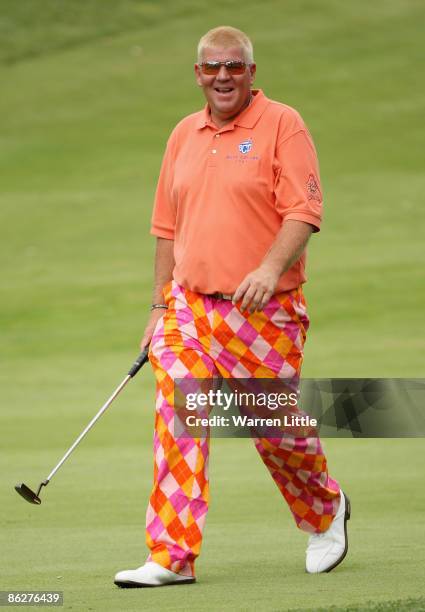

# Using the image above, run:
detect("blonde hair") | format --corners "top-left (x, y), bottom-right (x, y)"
top-left (197, 26), bottom-right (254, 63)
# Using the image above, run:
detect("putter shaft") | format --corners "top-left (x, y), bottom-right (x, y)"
top-left (16, 348), bottom-right (149, 504)
top-left (47, 375), bottom-right (131, 481)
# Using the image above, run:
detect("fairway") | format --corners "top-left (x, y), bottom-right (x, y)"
top-left (1, 1), bottom-right (424, 611)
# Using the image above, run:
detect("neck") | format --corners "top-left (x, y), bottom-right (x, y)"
top-left (211, 91), bottom-right (253, 128)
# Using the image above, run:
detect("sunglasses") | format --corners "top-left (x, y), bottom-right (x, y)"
top-left (199, 60), bottom-right (248, 75)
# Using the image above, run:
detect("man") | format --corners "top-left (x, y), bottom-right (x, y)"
top-left (114, 26), bottom-right (350, 588)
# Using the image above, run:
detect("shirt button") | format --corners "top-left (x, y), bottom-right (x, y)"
top-left (212, 149), bottom-right (217, 154)
top-left (215, 134), bottom-right (220, 138)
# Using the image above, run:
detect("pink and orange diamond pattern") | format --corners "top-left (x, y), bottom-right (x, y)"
top-left (145, 281), bottom-right (340, 577)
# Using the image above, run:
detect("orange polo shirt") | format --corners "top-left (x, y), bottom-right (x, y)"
top-left (150, 89), bottom-right (323, 294)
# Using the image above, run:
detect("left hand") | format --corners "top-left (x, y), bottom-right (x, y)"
top-left (232, 264), bottom-right (280, 313)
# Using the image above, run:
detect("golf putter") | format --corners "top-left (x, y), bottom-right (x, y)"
top-left (15, 347), bottom-right (150, 505)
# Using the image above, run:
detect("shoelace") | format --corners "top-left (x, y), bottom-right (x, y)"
top-left (307, 532), bottom-right (327, 550)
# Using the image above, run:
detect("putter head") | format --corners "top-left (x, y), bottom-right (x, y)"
top-left (15, 483), bottom-right (42, 505)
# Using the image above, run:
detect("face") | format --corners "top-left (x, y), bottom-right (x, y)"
top-left (195, 46), bottom-right (256, 126)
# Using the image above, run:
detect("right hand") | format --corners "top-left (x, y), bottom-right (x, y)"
top-left (140, 308), bottom-right (167, 351)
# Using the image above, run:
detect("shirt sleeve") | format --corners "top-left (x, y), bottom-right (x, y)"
top-left (273, 128), bottom-right (323, 232)
top-left (150, 132), bottom-right (177, 240)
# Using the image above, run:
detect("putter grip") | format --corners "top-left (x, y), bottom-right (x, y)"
top-left (128, 346), bottom-right (150, 377)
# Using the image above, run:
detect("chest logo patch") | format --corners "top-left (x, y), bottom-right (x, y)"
top-left (238, 139), bottom-right (253, 154)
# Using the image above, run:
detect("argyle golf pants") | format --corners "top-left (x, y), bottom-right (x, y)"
top-left (146, 281), bottom-right (340, 577)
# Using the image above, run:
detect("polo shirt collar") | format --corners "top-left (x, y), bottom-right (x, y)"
top-left (195, 89), bottom-right (269, 130)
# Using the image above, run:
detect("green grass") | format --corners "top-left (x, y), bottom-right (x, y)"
top-left (1, 1), bottom-right (424, 610)
top-left (2, 437), bottom-right (425, 611)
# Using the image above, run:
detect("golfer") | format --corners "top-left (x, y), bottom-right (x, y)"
top-left (114, 26), bottom-right (350, 588)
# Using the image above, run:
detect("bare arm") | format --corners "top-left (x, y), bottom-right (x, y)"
top-left (140, 237), bottom-right (175, 349)
top-left (232, 220), bottom-right (313, 313)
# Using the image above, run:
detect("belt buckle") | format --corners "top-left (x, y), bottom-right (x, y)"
top-left (212, 292), bottom-right (233, 301)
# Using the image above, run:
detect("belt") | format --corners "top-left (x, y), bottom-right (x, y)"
top-left (207, 292), bottom-right (233, 301)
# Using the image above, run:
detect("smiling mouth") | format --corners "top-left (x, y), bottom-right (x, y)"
top-left (214, 87), bottom-right (234, 93)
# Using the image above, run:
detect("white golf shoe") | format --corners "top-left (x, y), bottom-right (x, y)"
top-left (306, 490), bottom-right (351, 573)
top-left (114, 561), bottom-right (195, 588)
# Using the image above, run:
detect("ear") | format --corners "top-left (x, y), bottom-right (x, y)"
top-left (249, 63), bottom-right (256, 85)
top-left (194, 63), bottom-right (203, 87)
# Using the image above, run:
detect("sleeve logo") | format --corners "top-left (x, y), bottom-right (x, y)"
top-left (306, 174), bottom-right (321, 201)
